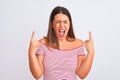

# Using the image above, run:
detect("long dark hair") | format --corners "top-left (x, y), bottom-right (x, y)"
top-left (45, 6), bottom-right (76, 49)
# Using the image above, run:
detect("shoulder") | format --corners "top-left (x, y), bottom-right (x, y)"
top-left (39, 37), bottom-right (47, 45)
top-left (73, 39), bottom-right (84, 47)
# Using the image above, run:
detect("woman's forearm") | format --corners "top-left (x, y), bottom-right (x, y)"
top-left (77, 52), bottom-right (94, 79)
top-left (28, 52), bottom-right (43, 79)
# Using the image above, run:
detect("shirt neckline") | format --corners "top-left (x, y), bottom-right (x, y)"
top-left (42, 44), bottom-right (84, 51)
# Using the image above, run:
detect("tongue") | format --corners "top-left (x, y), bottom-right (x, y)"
top-left (59, 32), bottom-right (64, 37)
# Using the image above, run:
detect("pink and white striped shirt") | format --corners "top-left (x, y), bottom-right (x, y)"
top-left (36, 44), bottom-right (85, 80)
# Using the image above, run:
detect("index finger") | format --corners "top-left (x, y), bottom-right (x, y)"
top-left (31, 31), bottom-right (35, 41)
top-left (89, 31), bottom-right (92, 40)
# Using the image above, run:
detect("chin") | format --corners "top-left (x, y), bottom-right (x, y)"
top-left (57, 36), bottom-right (67, 40)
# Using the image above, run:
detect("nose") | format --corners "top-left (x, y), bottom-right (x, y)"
top-left (60, 22), bottom-right (64, 28)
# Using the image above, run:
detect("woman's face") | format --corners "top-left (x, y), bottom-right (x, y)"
top-left (52, 13), bottom-right (70, 40)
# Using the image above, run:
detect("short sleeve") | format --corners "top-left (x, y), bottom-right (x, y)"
top-left (78, 46), bottom-right (86, 56)
top-left (36, 44), bottom-right (46, 55)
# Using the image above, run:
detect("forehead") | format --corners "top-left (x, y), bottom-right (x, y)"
top-left (54, 13), bottom-right (69, 20)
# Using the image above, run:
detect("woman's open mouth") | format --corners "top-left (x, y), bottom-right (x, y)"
top-left (59, 29), bottom-right (65, 37)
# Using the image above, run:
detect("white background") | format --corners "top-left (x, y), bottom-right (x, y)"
top-left (0, 0), bottom-right (120, 80)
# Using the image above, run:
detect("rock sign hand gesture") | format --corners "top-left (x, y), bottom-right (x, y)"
top-left (28, 32), bottom-right (41, 54)
top-left (84, 31), bottom-right (94, 54)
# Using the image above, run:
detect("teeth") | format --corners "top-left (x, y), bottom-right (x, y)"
top-left (59, 29), bottom-right (65, 32)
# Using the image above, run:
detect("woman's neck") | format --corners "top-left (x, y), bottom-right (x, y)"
top-left (58, 39), bottom-right (68, 46)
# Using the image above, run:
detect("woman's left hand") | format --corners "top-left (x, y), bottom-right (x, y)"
top-left (84, 31), bottom-right (94, 54)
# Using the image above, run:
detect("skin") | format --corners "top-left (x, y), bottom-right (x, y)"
top-left (28, 13), bottom-right (94, 79)
top-left (52, 13), bottom-right (70, 41)
top-left (28, 32), bottom-right (44, 79)
top-left (76, 31), bottom-right (94, 79)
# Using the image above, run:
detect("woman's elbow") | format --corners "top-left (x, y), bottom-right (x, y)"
top-left (79, 75), bottom-right (86, 79)
top-left (32, 72), bottom-right (42, 80)
top-left (77, 71), bottom-right (88, 79)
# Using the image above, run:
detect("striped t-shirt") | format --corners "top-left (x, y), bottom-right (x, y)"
top-left (36, 44), bottom-right (85, 80)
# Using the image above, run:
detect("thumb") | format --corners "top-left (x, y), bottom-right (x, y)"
top-left (81, 40), bottom-right (87, 48)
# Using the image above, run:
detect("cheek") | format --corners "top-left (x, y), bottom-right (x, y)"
top-left (66, 27), bottom-right (70, 34)
top-left (52, 23), bottom-right (58, 28)
top-left (52, 25), bottom-right (58, 33)
top-left (66, 24), bottom-right (70, 31)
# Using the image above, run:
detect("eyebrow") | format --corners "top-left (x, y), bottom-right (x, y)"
top-left (54, 20), bottom-right (69, 22)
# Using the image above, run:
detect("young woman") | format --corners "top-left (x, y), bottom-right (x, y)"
top-left (28, 6), bottom-right (94, 80)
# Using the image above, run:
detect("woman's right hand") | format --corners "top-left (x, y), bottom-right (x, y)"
top-left (28, 32), bottom-right (41, 54)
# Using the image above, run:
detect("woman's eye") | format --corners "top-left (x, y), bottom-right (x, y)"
top-left (64, 21), bottom-right (68, 24)
top-left (55, 21), bottom-right (60, 24)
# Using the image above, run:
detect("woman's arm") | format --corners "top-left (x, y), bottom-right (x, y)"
top-left (77, 52), bottom-right (94, 79)
top-left (28, 53), bottom-right (44, 79)
top-left (28, 32), bottom-right (44, 79)
top-left (77, 32), bottom-right (95, 79)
